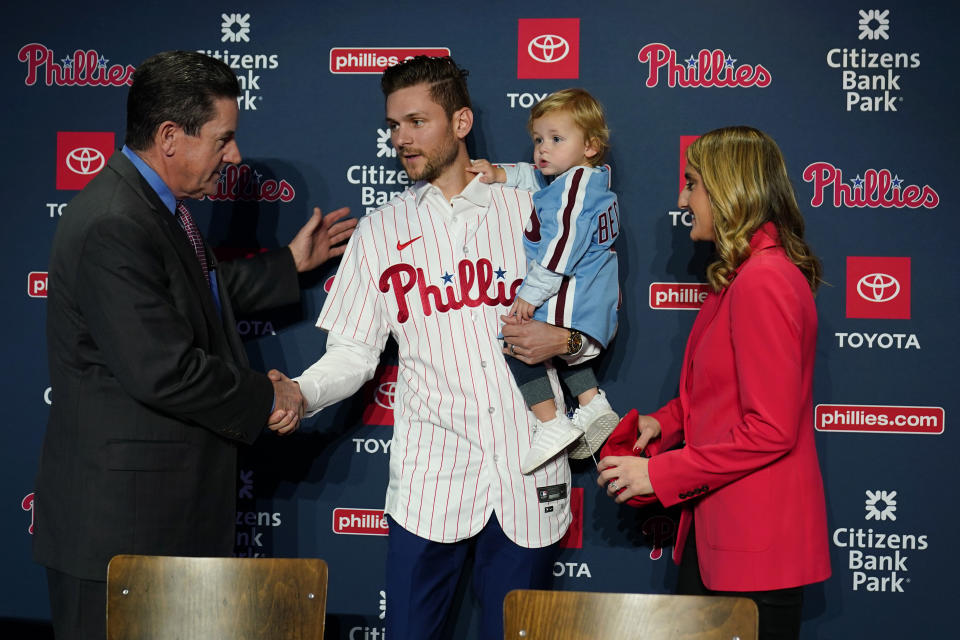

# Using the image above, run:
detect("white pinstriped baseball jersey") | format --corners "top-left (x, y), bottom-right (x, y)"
top-left (305, 175), bottom-right (572, 548)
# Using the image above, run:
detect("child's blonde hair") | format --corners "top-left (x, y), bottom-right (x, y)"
top-left (527, 88), bottom-right (610, 166)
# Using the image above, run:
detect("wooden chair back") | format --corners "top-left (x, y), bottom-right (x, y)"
top-left (503, 589), bottom-right (758, 640)
top-left (107, 555), bottom-right (327, 640)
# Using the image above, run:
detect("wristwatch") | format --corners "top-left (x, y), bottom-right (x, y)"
top-left (566, 329), bottom-right (583, 356)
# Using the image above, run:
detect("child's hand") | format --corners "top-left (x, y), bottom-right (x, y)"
top-left (509, 297), bottom-right (536, 321)
top-left (467, 159), bottom-right (506, 184)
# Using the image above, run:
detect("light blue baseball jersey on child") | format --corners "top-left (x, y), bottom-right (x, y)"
top-left (503, 162), bottom-right (620, 348)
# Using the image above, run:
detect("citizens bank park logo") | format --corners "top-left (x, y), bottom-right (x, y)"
top-left (333, 508), bottom-right (389, 536)
top-left (198, 13), bottom-right (280, 111)
top-left (833, 489), bottom-right (929, 593)
top-left (802, 163), bottom-right (938, 209)
top-left (517, 18), bottom-right (580, 79)
top-left (846, 256), bottom-right (910, 319)
top-left (637, 43), bottom-right (771, 88)
top-left (329, 47), bottom-right (451, 74)
top-left (649, 283), bottom-right (711, 310)
top-left (816, 404), bottom-right (944, 435)
top-left (348, 129), bottom-right (411, 215)
top-left (826, 10), bottom-right (921, 112)
top-left (17, 43), bottom-right (135, 87)
top-left (28, 271), bottom-right (48, 298)
top-left (204, 164), bottom-right (295, 202)
top-left (56, 132), bottom-right (115, 190)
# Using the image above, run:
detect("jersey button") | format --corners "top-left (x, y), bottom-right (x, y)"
top-left (487, 407), bottom-right (495, 414)
top-left (462, 246), bottom-right (469, 254)
top-left (493, 454), bottom-right (500, 463)
top-left (480, 360), bottom-right (487, 368)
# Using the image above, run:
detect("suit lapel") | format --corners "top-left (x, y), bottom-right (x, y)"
top-left (109, 153), bottom-right (239, 362)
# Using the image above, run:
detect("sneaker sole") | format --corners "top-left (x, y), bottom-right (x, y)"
top-left (521, 428), bottom-right (584, 474)
top-left (568, 413), bottom-right (620, 460)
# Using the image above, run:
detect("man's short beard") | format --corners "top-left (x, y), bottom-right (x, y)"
top-left (402, 127), bottom-right (460, 182)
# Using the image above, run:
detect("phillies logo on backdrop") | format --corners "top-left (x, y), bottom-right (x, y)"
top-left (637, 43), bottom-right (772, 88)
top-left (802, 162), bottom-right (938, 208)
top-left (362, 364), bottom-right (398, 426)
top-left (18, 43), bottom-right (135, 87)
top-left (379, 258), bottom-right (522, 323)
top-left (28, 271), bottom-right (48, 298)
top-left (56, 132), bottom-right (115, 190)
top-left (517, 18), bottom-right (580, 79)
top-left (642, 515), bottom-right (676, 560)
top-left (558, 487), bottom-right (583, 549)
top-left (22, 493), bottom-right (35, 534)
top-left (846, 256), bottom-right (910, 319)
top-left (329, 47), bottom-right (451, 74)
top-left (205, 164), bottom-right (295, 202)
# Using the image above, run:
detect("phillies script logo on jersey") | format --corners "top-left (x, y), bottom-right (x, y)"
top-left (802, 162), bottom-right (938, 209)
top-left (637, 43), bottom-right (772, 88)
top-left (332, 508), bottom-right (388, 536)
top-left (18, 43), bottom-right (135, 87)
top-left (558, 487), bottom-right (583, 549)
top-left (205, 164), bottom-right (295, 202)
top-left (329, 47), bottom-right (451, 74)
top-left (517, 18), bottom-right (580, 79)
top-left (57, 131), bottom-right (115, 190)
top-left (362, 364), bottom-right (398, 426)
top-left (846, 256), bottom-right (910, 319)
top-left (380, 258), bottom-right (522, 323)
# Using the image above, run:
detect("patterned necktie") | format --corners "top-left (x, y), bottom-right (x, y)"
top-left (176, 201), bottom-right (210, 284)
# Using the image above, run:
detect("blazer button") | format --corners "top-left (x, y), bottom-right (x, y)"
top-left (679, 492), bottom-right (687, 499)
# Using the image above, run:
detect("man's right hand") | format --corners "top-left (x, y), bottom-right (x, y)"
top-left (267, 369), bottom-right (304, 435)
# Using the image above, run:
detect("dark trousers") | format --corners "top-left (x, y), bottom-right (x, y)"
top-left (46, 567), bottom-right (107, 640)
top-left (385, 514), bottom-right (558, 640)
top-left (676, 523), bottom-right (804, 640)
top-left (507, 355), bottom-right (598, 408)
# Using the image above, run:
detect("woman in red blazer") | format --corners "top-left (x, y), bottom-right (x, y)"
top-left (598, 126), bottom-right (831, 639)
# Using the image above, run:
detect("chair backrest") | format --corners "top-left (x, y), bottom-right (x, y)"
top-left (503, 589), bottom-right (758, 640)
top-left (107, 555), bottom-right (328, 640)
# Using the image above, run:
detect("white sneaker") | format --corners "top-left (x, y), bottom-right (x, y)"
top-left (521, 415), bottom-right (583, 474)
top-left (568, 390), bottom-right (620, 460)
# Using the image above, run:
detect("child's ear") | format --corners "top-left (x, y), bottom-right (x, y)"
top-left (584, 138), bottom-right (600, 159)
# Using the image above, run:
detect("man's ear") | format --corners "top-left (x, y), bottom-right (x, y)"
top-left (452, 107), bottom-right (474, 140)
top-left (155, 121), bottom-right (180, 157)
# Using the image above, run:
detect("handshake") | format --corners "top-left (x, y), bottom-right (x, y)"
top-left (267, 369), bottom-right (306, 435)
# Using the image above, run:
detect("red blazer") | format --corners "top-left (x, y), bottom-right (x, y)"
top-left (646, 223), bottom-right (831, 591)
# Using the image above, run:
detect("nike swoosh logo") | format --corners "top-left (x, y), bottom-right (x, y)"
top-left (396, 236), bottom-right (423, 251)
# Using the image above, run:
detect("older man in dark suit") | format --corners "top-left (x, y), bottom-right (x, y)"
top-left (33, 50), bottom-right (355, 640)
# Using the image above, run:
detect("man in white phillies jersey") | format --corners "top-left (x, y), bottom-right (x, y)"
top-left (294, 56), bottom-right (598, 640)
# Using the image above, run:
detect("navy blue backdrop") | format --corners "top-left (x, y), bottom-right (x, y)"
top-left (3, 1), bottom-right (957, 637)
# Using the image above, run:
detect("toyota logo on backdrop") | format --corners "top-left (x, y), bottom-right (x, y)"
top-left (517, 18), bottom-right (580, 79)
top-left (856, 273), bottom-right (900, 303)
top-left (56, 131), bottom-right (115, 190)
top-left (846, 257), bottom-right (911, 319)
top-left (528, 34), bottom-right (569, 63)
top-left (65, 147), bottom-right (105, 175)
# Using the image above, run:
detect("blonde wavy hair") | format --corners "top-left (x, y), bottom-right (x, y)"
top-left (528, 88), bottom-right (610, 166)
top-left (686, 126), bottom-right (823, 292)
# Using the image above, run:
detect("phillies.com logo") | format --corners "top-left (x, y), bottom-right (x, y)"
top-left (18, 43), bottom-right (135, 87)
top-left (803, 162), bottom-right (938, 209)
top-left (205, 164), bottom-right (295, 202)
top-left (637, 43), bottom-right (771, 88)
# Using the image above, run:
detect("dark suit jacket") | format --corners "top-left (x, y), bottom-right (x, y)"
top-left (34, 151), bottom-right (300, 581)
